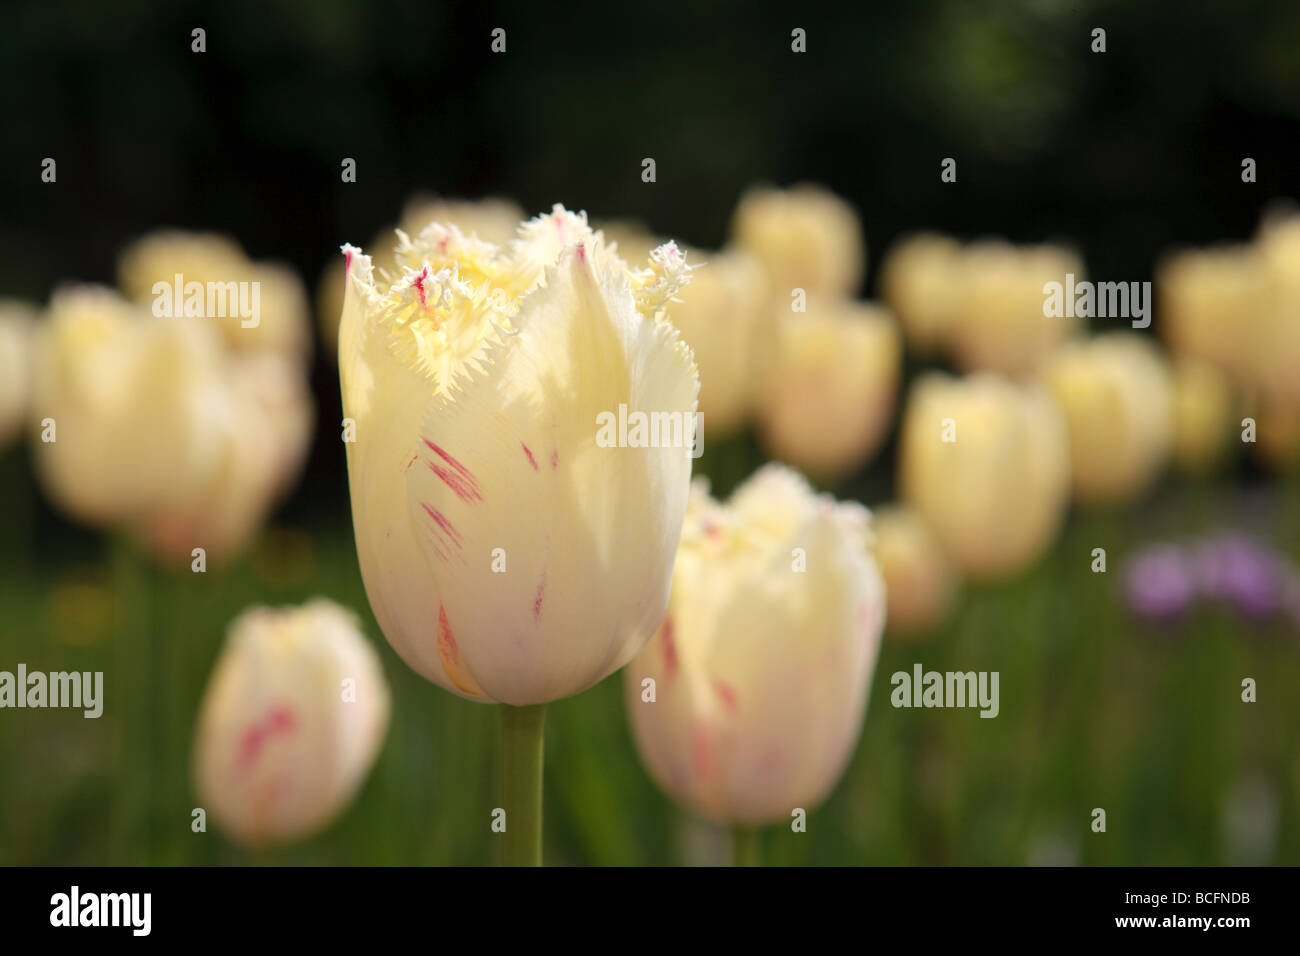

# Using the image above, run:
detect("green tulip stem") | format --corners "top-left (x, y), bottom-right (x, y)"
top-left (500, 703), bottom-right (546, 866)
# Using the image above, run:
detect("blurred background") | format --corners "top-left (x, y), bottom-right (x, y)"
top-left (1, 0), bottom-right (1298, 864)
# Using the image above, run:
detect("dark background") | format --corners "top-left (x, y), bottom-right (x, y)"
top-left (3, 0), bottom-right (1298, 532)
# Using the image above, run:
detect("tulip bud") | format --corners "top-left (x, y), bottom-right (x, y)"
top-left (731, 184), bottom-right (865, 299)
top-left (31, 286), bottom-right (230, 528)
top-left (878, 232), bottom-right (962, 354)
top-left (193, 599), bottom-right (390, 848)
top-left (899, 372), bottom-right (1070, 579)
top-left (1251, 210), bottom-right (1300, 406)
top-left (753, 298), bottom-right (901, 479)
top-left (143, 351), bottom-right (315, 564)
top-left (1042, 334), bottom-right (1173, 506)
top-left (871, 504), bottom-right (959, 636)
top-left (1169, 354), bottom-right (1235, 473)
top-left (948, 241), bottom-right (1084, 378)
top-left (0, 300), bottom-right (37, 449)
top-left (399, 195), bottom-right (525, 248)
top-left (664, 246), bottom-right (769, 436)
top-left (623, 465), bottom-right (885, 825)
top-left (118, 230), bottom-right (311, 362)
top-left (1156, 245), bottom-right (1262, 381)
top-left (339, 205), bottom-right (700, 705)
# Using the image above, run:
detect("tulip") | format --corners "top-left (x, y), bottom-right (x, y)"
top-left (870, 503), bottom-right (959, 636)
top-left (30, 284), bottom-right (314, 564)
top-left (142, 351), bottom-right (315, 565)
top-left (119, 230), bottom-right (312, 362)
top-left (662, 246), bottom-right (769, 436)
top-left (622, 465), bottom-right (885, 859)
top-left (590, 222), bottom-right (772, 435)
top-left (1169, 354), bottom-right (1234, 473)
top-left (731, 184), bottom-right (865, 299)
top-left (753, 298), bottom-right (901, 479)
top-left (1041, 334), bottom-right (1173, 506)
top-left (877, 232), bottom-right (962, 354)
top-left (947, 240), bottom-right (1083, 378)
top-left (899, 372), bottom-right (1070, 580)
top-left (1250, 209), bottom-right (1300, 406)
top-left (30, 286), bottom-right (230, 528)
top-left (592, 219), bottom-right (663, 268)
top-left (399, 195), bottom-right (525, 249)
top-left (1156, 244), bottom-right (1262, 381)
top-left (192, 599), bottom-right (390, 848)
top-left (0, 300), bottom-right (37, 450)
top-left (338, 205), bottom-right (700, 864)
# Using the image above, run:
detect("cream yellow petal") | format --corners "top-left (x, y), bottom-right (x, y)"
top-left (193, 599), bottom-right (390, 848)
top-left (405, 243), bottom-right (698, 704)
top-left (948, 241), bottom-right (1083, 378)
top-left (899, 372), bottom-right (1071, 579)
top-left (731, 184), bottom-right (865, 299)
top-left (338, 250), bottom-right (468, 696)
top-left (31, 286), bottom-right (229, 528)
top-left (754, 298), bottom-right (901, 478)
top-left (624, 464), bottom-right (884, 825)
top-left (1042, 333), bottom-right (1173, 505)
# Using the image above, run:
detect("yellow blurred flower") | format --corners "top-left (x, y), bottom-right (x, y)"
top-left (1156, 244), bottom-right (1262, 381)
top-left (753, 298), bottom-right (901, 479)
top-left (731, 184), bottom-right (865, 300)
top-left (119, 230), bottom-right (311, 362)
top-left (1042, 333), bottom-right (1172, 506)
top-left (142, 351), bottom-right (315, 565)
top-left (339, 205), bottom-right (699, 705)
top-left (1169, 354), bottom-right (1235, 473)
top-left (31, 286), bottom-right (230, 527)
top-left (623, 465), bottom-right (885, 825)
top-left (870, 503), bottom-right (959, 637)
top-left (877, 232), bottom-right (963, 354)
top-left (193, 599), bottom-right (390, 848)
top-left (31, 285), bottom-right (312, 563)
top-left (899, 372), bottom-right (1070, 580)
top-left (1250, 209), bottom-right (1300, 406)
top-left (664, 246), bottom-right (769, 436)
top-left (948, 240), bottom-right (1084, 378)
top-left (399, 194), bottom-right (524, 248)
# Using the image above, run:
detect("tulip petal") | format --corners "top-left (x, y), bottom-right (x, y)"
top-left (406, 244), bottom-right (698, 704)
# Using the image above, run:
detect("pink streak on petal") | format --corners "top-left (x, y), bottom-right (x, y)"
top-left (661, 616), bottom-right (678, 680)
top-left (422, 440), bottom-right (483, 503)
top-left (713, 680), bottom-right (737, 712)
top-left (236, 704), bottom-right (298, 771)
top-left (421, 502), bottom-right (463, 546)
top-left (550, 449), bottom-right (558, 469)
top-left (413, 266), bottom-right (430, 310)
top-left (691, 724), bottom-right (715, 780)
top-left (533, 573), bottom-right (546, 622)
top-left (521, 442), bottom-right (538, 471)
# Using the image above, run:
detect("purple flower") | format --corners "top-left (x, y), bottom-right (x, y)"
top-left (1191, 535), bottom-right (1287, 620)
top-left (1123, 545), bottom-right (1197, 622)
